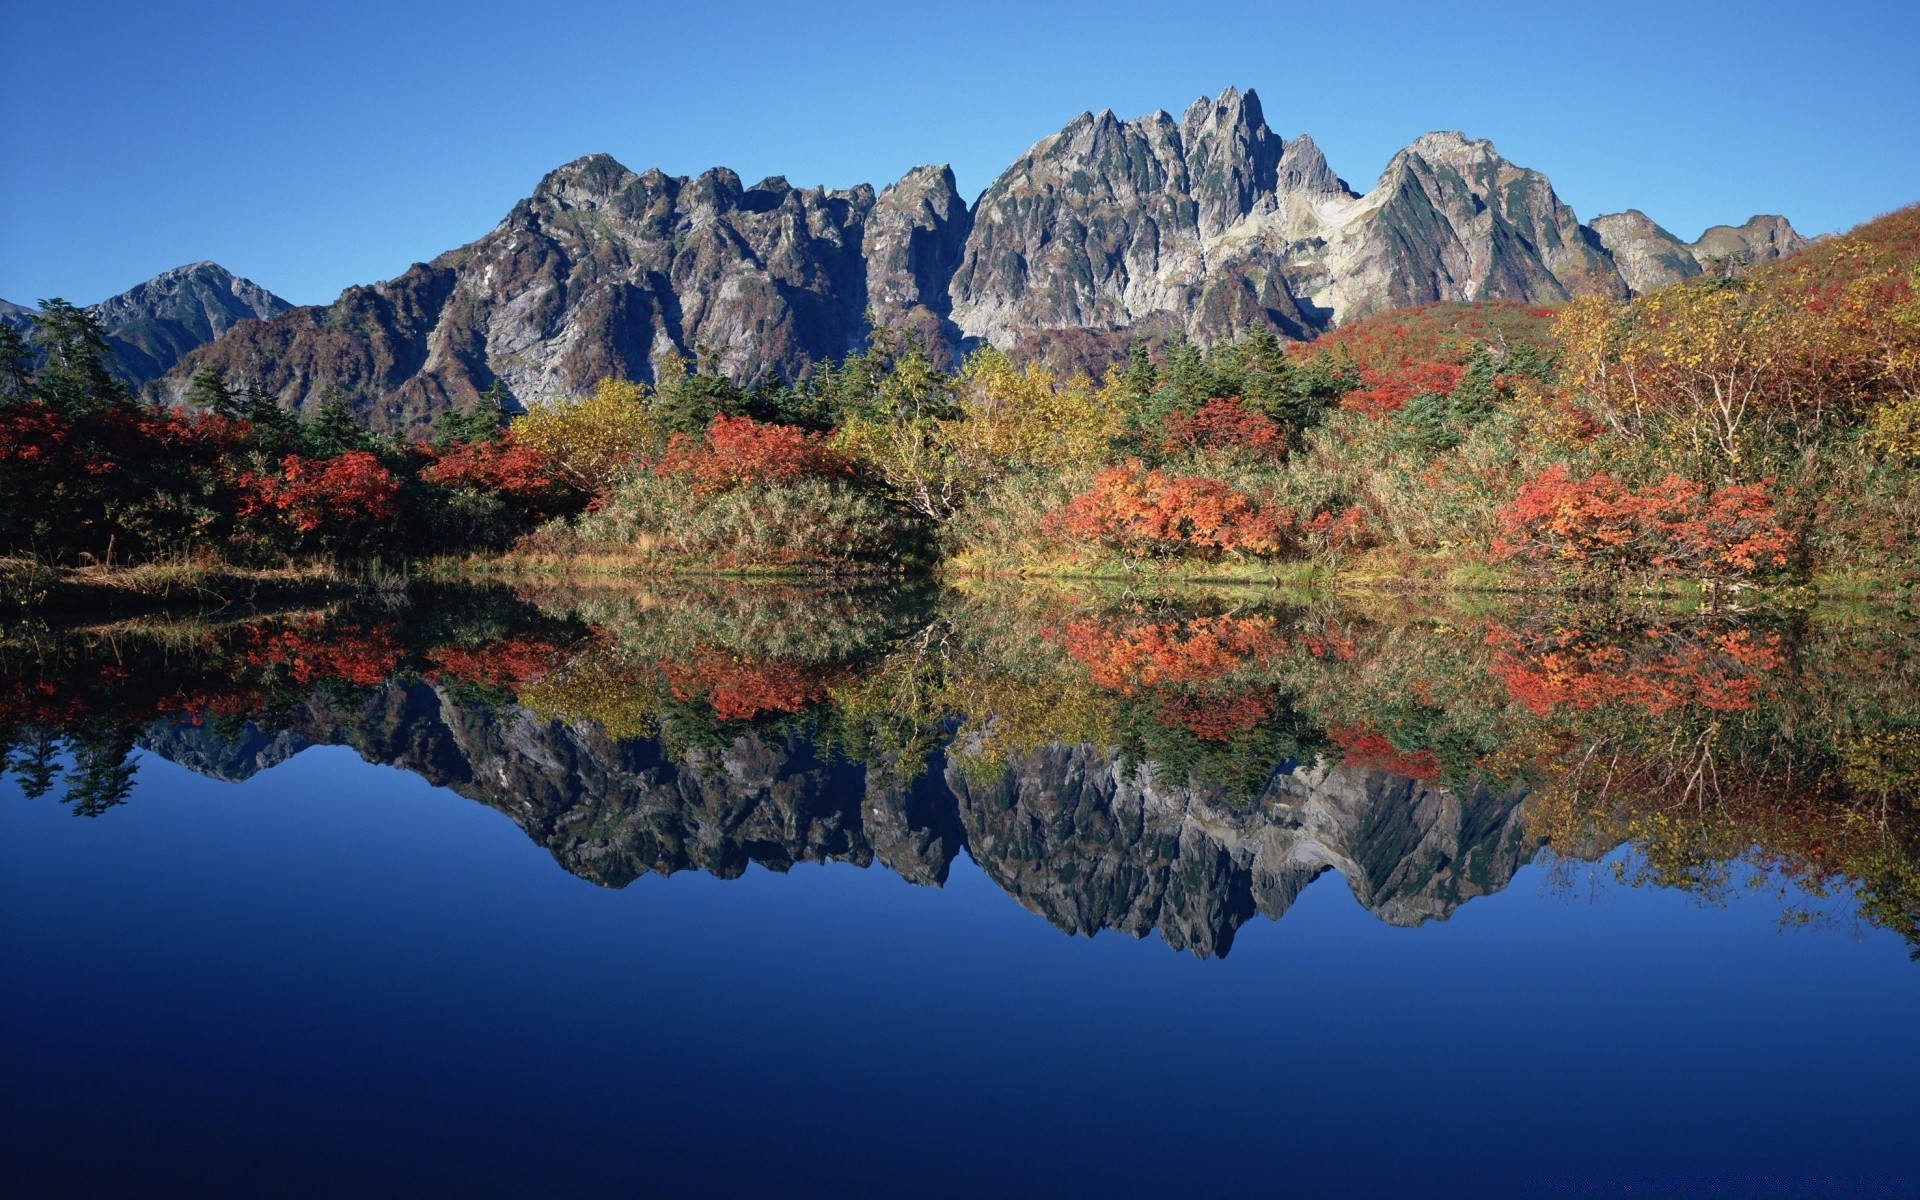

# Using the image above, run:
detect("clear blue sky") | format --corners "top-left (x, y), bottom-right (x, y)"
top-left (3, 0), bottom-right (1915, 308)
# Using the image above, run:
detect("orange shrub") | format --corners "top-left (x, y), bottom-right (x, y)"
top-left (1047, 460), bottom-right (1286, 558)
top-left (656, 414), bottom-right (851, 495)
top-left (237, 452), bottom-right (400, 534)
top-left (1493, 463), bottom-right (1794, 579)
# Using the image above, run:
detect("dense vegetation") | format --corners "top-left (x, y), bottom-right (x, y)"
top-left (5, 205), bottom-right (1915, 596)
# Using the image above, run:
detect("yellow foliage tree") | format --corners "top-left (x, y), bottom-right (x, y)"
top-left (509, 377), bottom-right (662, 493)
top-left (835, 348), bottom-right (1122, 521)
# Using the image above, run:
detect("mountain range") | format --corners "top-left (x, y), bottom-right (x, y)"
top-left (1, 261), bottom-right (288, 386)
top-left (8, 87), bottom-right (1807, 428)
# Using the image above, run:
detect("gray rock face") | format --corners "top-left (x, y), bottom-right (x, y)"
top-left (2, 262), bottom-right (289, 385)
top-left (143, 688), bottom-right (1536, 955)
top-left (1691, 214), bottom-right (1810, 270)
top-left (159, 158), bottom-right (949, 429)
top-left (144, 87), bottom-right (1806, 427)
top-left (949, 87), bottom-right (1324, 350)
top-left (1589, 210), bottom-right (1704, 293)
top-left (863, 165), bottom-right (973, 366)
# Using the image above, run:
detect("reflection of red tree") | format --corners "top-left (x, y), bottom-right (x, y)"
top-left (1327, 724), bottom-right (1441, 781)
top-left (424, 637), bottom-right (561, 689)
top-left (1156, 687), bottom-right (1277, 741)
top-left (243, 620), bottom-right (404, 686)
top-left (659, 649), bottom-right (844, 721)
top-left (1487, 623), bottom-right (1786, 716)
top-left (1052, 614), bottom-right (1287, 692)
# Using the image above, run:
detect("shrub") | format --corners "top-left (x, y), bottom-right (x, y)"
top-left (1047, 459), bottom-right (1286, 559)
top-left (1493, 463), bottom-right (1794, 581)
top-left (1161, 397), bottom-right (1290, 460)
top-left (656, 414), bottom-right (850, 494)
top-left (236, 452), bottom-right (400, 543)
top-left (575, 473), bottom-right (910, 569)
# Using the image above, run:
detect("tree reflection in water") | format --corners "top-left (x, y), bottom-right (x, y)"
top-left (4, 580), bottom-right (1915, 957)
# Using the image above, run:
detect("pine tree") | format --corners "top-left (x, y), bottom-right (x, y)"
top-left (185, 365), bottom-right (242, 418)
top-left (0, 324), bottom-right (32, 407)
top-left (30, 299), bottom-right (128, 417)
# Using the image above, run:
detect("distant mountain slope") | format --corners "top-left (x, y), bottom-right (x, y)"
top-left (154, 87), bottom-right (1806, 430)
top-left (1, 262), bottom-right (289, 385)
top-left (1586, 210), bottom-right (1811, 292)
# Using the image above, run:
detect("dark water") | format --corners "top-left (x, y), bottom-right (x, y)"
top-left (3, 583), bottom-right (1917, 1197)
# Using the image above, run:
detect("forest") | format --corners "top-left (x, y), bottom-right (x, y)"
top-left (3, 204), bottom-right (1916, 604)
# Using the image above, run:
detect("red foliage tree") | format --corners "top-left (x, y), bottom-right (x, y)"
top-left (1340, 360), bottom-right (1465, 417)
top-left (1161, 397), bottom-right (1290, 460)
top-left (1048, 460), bottom-right (1287, 558)
top-left (1493, 463), bottom-right (1795, 579)
top-left (421, 434), bottom-right (577, 510)
top-left (656, 414), bottom-right (851, 495)
top-left (237, 451), bottom-right (401, 535)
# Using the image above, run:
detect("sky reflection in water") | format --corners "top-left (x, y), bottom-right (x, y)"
top-left (3, 582), bottom-right (1918, 1196)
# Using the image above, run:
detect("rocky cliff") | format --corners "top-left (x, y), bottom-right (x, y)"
top-left (157, 159), bottom-right (967, 429)
top-left (1587, 209), bottom-right (1811, 292)
top-left (144, 688), bottom-right (1536, 956)
top-left (2, 262), bottom-right (288, 386)
top-left (151, 87), bottom-right (1806, 428)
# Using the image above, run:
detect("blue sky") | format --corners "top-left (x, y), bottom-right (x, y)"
top-left (3, 0), bottom-right (1915, 308)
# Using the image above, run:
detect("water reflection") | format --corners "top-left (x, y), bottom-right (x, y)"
top-left (4, 582), bottom-right (1916, 957)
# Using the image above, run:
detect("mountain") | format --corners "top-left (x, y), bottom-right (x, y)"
top-left (159, 160), bottom-right (966, 427)
top-left (1, 262), bottom-right (289, 385)
top-left (154, 87), bottom-right (1806, 429)
top-left (1587, 209), bottom-right (1812, 292)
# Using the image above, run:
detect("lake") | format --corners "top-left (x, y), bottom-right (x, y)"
top-left (4, 582), bottom-right (1917, 1197)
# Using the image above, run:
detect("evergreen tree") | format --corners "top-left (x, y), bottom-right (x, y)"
top-left (30, 299), bottom-right (128, 417)
top-left (1120, 341), bottom-right (1158, 407)
top-left (303, 391), bottom-right (373, 456)
top-left (185, 365), bottom-right (243, 418)
top-left (0, 323), bottom-right (32, 407)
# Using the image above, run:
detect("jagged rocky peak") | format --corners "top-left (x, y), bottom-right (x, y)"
top-left (531, 152), bottom-right (638, 208)
top-left (1275, 134), bottom-right (1348, 197)
top-left (1177, 85), bottom-right (1282, 233)
top-left (91, 261), bottom-right (287, 330)
top-left (1588, 209), bottom-right (1703, 294)
top-left (1691, 213), bottom-right (1809, 266)
top-left (950, 85), bottom-right (1318, 352)
top-left (865, 164), bottom-right (972, 362)
top-left (149, 87), bottom-right (1814, 427)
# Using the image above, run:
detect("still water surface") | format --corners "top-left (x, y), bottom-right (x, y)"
top-left (3, 583), bottom-right (1917, 1197)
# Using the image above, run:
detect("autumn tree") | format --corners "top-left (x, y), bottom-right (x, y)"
top-left (510, 377), bottom-right (662, 494)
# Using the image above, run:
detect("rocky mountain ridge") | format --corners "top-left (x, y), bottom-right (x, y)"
top-left (2, 262), bottom-right (289, 385)
top-left (149, 87), bottom-right (1805, 429)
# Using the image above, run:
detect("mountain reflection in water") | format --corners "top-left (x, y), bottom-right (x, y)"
top-left (5, 580), bottom-right (1917, 958)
